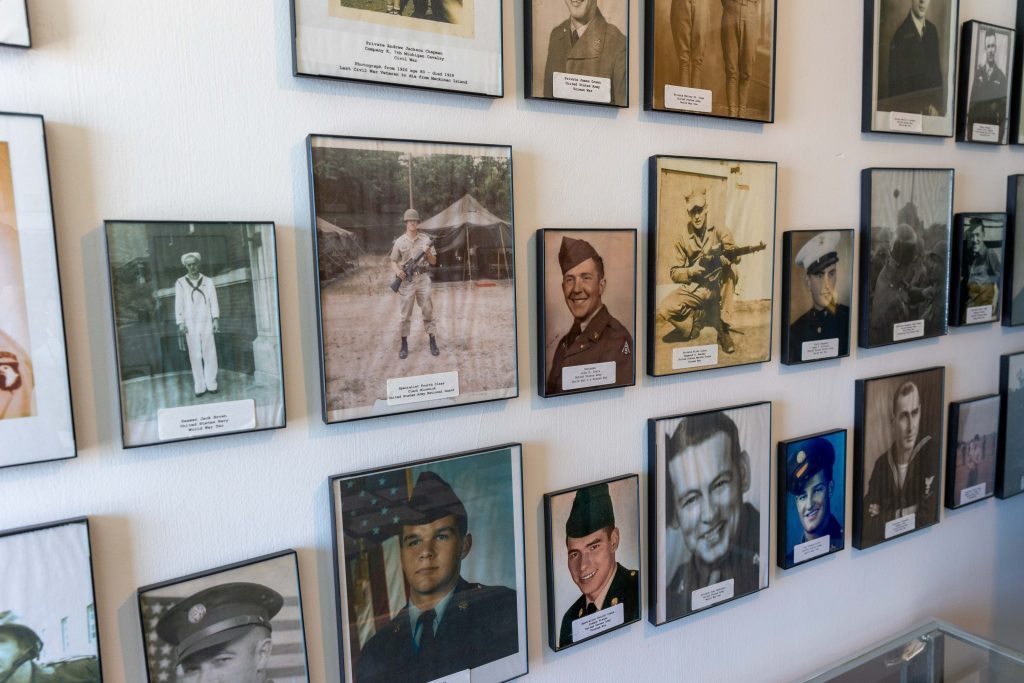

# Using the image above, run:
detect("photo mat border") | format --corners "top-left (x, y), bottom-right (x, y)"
top-left (944, 394), bottom-right (1000, 510)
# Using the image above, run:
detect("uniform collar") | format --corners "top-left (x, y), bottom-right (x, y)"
top-left (567, 9), bottom-right (608, 58)
top-left (407, 581), bottom-right (460, 640)
top-left (909, 11), bottom-right (926, 37)
top-left (587, 562), bottom-right (621, 611)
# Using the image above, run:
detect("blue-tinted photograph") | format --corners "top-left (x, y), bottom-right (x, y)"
top-left (777, 430), bottom-right (846, 569)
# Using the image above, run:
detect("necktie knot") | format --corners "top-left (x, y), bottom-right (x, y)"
top-left (417, 609), bottom-right (437, 652)
top-left (585, 602), bottom-right (598, 615)
top-left (571, 28), bottom-right (579, 45)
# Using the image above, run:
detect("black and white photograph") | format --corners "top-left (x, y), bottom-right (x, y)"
top-left (859, 168), bottom-right (953, 348)
top-left (0, 112), bottom-right (75, 467)
top-left (330, 445), bottom-right (527, 683)
top-left (0, 518), bottom-right (101, 682)
top-left (104, 221), bottom-right (286, 448)
top-left (950, 213), bottom-right (1004, 326)
top-left (538, 229), bottom-right (635, 398)
top-left (543, 474), bottom-right (640, 651)
top-left (777, 429), bottom-right (846, 570)
top-left (0, 0), bottom-right (29, 48)
top-left (308, 135), bottom-right (517, 424)
top-left (648, 402), bottom-right (771, 625)
top-left (863, 0), bottom-right (959, 136)
top-left (945, 395), bottom-right (999, 509)
top-left (525, 0), bottom-right (628, 107)
top-left (854, 367), bottom-right (944, 550)
top-left (780, 230), bottom-right (853, 365)
top-left (1002, 175), bottom-right (1024, 325)
top-left (290, 0), bottom-right (502, 97)
top-left (648, 156), bottom-right (776, 377)
top-left (138, 551), bottom-right (308, 683)
top-left (644, 0), bottom-right (776, 121)
top-left (957, 21), bottom-right (1015, 144)
top-left (998, 351), bottom-right (1024, 498)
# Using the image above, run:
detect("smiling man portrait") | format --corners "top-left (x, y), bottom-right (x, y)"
top-left (783, 436), bottom-right (844, 567)
top-left (539, 0), bottom-right (627, 105)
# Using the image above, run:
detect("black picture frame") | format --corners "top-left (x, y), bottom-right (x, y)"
top-left (956, 20), bottom-right (1016, 145)
top-left (997, 351), bottom-right (1024, 498)
top-left (949, 212), bottom-right (1005, 327)
top-left (136, 549), bottom-right (310, 683)
top-left (307, 133), bottom-right (519, 425)
top-left (0, 111), bottom-right (77, 468)
top-left (289, 0), bottom-right (504, 99)
top-left (542, 473), bottom-right (640, 651)
top-left (647, 401), bottom-right (771, 626)
top-left (858, 167), bottom-right (953, 349)
top-left (1013, 0), bottom-right (1024, 143)
top-left (524, 0), bottom-right (629, 108)
top-left (945, 394), bottom-right (1000, 509)
top-left (536, 228), bottom-right (636, 398)
top-left (646, 155), bottom-right (777, 377)
top-left (102, 220), bottom-right (287, 449)
top-left (853, 366), bottom-right (945, 550)
top-left (780, 230), bottom-right (854, 365)
top-left (0, 0), bottom-right (31, 49)
top-left (1003, 175), bottom-right (1024, 325)
top-left (328, 443), bottom-right (528, 683)
top-left (776, 429), bottom-right (847, 570)
top-left (861, 0), bottom-right (960, 137)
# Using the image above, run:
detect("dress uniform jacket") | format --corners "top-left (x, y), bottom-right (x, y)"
top-left (354, 578), bottom-right (519, 683)
top-left (542, 8), bottom-right (627, 106)
top-left (884, 13), bottom-right (944, 114)
top-left (861, 442), bottom-right (938, 546)
top-left (784, 513), bottom-right (843, 567)
top-left (787, 304), bottom-right (850, 362)
top-left (558, 562), bottom-right (639, 647)
top-left (546, 305), bottom-right (633, 394)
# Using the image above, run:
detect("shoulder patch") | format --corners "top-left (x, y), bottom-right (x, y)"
top-left (621, 341), bottom-right (630, 355)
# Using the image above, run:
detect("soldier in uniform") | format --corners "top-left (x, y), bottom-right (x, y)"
top-left (784, 437), bottom-right (844, 567)
top-left (390, 209), bottom-right (439, 360)
top-left (542, 0), bottom-right (627, 106)
top-left (967, 30), bottom-right (1008, 141)
top-left (354, 472), bottom-right (519, 683)
top-left (787, 231), bottom-right (850, 362)
top-left (557, 482), bottom-right (639, 648)
top-left (882, 0), bottom-right (945, 116)
top-left (962, 218), bottom-right (1002, 318)
top-left (0, 612), bottom-right (99, 683)
top-left (0, 333), bottom-right (33, 420)
top-left (153, 582), bottom-right (284, 683)
top-left (174, 252), bottom-right (220, 397)
top-left (720, 0), bottom-right (762, 118)
top-left (545, 236), bottom-right (633, 395)
top-left (870, 223), bottom-right (937, 343)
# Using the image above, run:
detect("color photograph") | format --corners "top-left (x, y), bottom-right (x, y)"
top-left (945, 395), bottom-right (999, 508)
top-left (950, 213), bottom-right (1004, 326)
top-left (777, 430), bottom-right (846, 569)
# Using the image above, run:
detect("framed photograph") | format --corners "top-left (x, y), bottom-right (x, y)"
top-left (1002, 176), bottom-right (1024, 325)
top-left (290, 0), bottom-right (503, 97)
top-left (859, 168), bottom-right (953, 348)
top-left (0, 112), bottom-right (75, 468)
top-left (777, 429), bottom-right (846, 569)
top-left (329, 444), bottom-right (527, 682)
top-left (524, 0), bottom-right (628, 107)
top-left (780, 230), bottom-right (853, 365)
top-left (0, 0), bottom-right (29, 48)
top-left (643, 0), bottom-right (776, 122)
top-left (543, 474), bottom-right (640, 651)
top-left (308, 135), bottom-right (517, 424)
top-left (0, 517), bottom-right (101, 681)
top-left (950, 213), bottom-right (1005, 326)
top-left (853, 366), bottom-right (944, 550)
top-left (862, 0), bottom-right (959, 136)
top-left (647, 156), bottom-right (776, 377)
top-left (945, 394), bottom-right (999, 509)
top-left (998, 351), bottom-right (1024, 498)
top-left (648, 402), bottom-right (771, 625)
top-left (104, 221), bottom-right (286, 448)
top-left (537, 229), bottom-right (635, 397)
top-left (957, 21), bottom-right (1015, 144)
top-left (1014, 0), bottom-right (1024, 143)
top-left (138, 550), bottom-right (309, 683)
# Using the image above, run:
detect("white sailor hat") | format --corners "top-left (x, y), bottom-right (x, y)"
top-left (795, 231), bottom-right (840, 275)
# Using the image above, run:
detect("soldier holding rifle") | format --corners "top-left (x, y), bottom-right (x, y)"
top-left (390, 208), bottom-right (440, 359)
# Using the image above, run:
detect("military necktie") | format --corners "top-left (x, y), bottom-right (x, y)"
top-left (571, 28), bottom-right (579, 45)
top-left (585, 602), bottom-right (598, 615)
top-left (418, 609), bottom-right (436, 653)
top-left (564, 322), bottom-right (583, 347)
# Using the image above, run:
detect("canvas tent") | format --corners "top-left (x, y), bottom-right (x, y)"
top-left (316, 217), bottom-right (360, 284)
top-left (417, 194), bottom-right (512, 281)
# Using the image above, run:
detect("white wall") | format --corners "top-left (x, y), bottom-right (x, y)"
top-left (2, 0), bottom-right (1024, 681)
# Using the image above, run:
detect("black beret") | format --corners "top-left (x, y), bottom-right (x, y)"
top-left (565, 482), bottom-right (616, 538)
top-left (786, 438), bottom-right (836, 495)
top-left (558, 236), bottom-right (600, 275)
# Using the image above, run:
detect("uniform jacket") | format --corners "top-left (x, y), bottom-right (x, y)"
top-left (543, 8), bottom-right (627, 106)
top-left (354, 578), bottom-right (519, 683)
top-left (670, 221), bottom-right (737, 293)
top-left (558, 562), bottom-right (639, 647)
top-left (862, 441), bottom-right (939, 547)
top-left (390, 233), bottom-right (436, 276)
top-left (883, 12), bottom-right (944, 114)
top-left (968, 62), bottom-right (1008, 132)
top-left (787, 304), bottom-right (850, 362)
top-left (546, 305), bottom-right (633, 394)
top-left (175, 274), bottom-right (220, 325)
top-left (784, 512), bottom-right (843, 567)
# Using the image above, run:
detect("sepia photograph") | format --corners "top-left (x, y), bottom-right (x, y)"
top-left (777, 429), bottom-right (846, 570)
top-left (644, 0), bottom-right (776, 121)
top-left (525, 0), bottom-right (628, 106)
top-left (1002, 175), bottom-right (1024, 326)
top-left (957, 21), bottom-right (1015, 144)
top-left (308, 135), bottom-right (517, 424)
top-left (945, 394), bottom-right (999, 509)
top-left (543, 474), bottom-right (639, 651)
top-left (780, 230), bottom-right (853, 365)
top-left (330, 444), bottom-right (527, 683)
top-left (647, 156), bottom-right (776, 377)
top-left (138, 551), bottom-right (308, 683)
top-left (538, 229), bottom-right (635, 397)
top-left (648, 402), bottom-right (771, 625)
top-left (0, 0), bottom-right (29, 48)
top-left (863, 0), bottom-right (959, 136)
top-left (853, 366), bottom-right (944, 550)
top-left (0, 518), bottom-right (101, 682)
top-left (105, 221), bottom-right (286, 448)
top-left (0, 112), bottom-right (75, 468)
top-left (859, 168), bottom-right (953, 348)
top-left (998, 351), bottom-right (1024, 498)
top-left (950, 213), bottom-right (1004, 326)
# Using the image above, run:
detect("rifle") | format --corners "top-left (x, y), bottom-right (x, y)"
top-left (390, 241), bottom-right (433, 293)
top-left (698, 240), bottom-right (767, 278)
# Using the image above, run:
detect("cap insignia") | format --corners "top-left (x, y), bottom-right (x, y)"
top-left (187, 604), bottom-right (206, 624)
top-left (796, 450), bottom-right (806, 464)
top-left (458, 600), bottom-right (469, 611)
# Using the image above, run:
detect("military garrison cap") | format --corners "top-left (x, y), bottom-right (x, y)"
top-left (558, 236), bottom-right (601, 275)
top-left (786, 438), bottom-right (836, 495)
top-left (406, 471), bottom-right (469, 535)
top-left (565, 482), bottom-right (616, 538)
top-left (155, 582), bottom-right (283, 663)
top-left (795, 231), bottom-right (840, 275)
